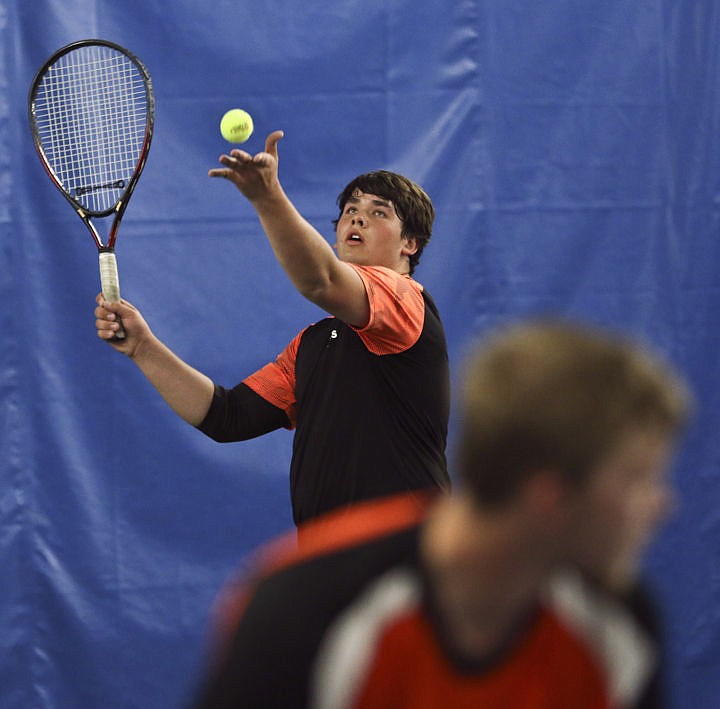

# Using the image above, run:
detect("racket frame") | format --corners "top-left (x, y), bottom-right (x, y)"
top-left (28, 39), bottom-right (155, 336)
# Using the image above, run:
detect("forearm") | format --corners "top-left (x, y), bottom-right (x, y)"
top-left (253, 187), bottom-right (340, 298)
top-left (208, 133), bottom-right (367, 323)
top-left (130, 335), bottom-right (215, 426)
top-left (252, 188), bottom-right (368, 325)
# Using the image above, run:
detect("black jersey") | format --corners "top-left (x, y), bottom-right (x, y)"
top-left (198, 265), bottom-right (450, 525)
top-left (195, 494), bottom-right (664, 709)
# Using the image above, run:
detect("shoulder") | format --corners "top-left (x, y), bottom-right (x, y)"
top-left (545, 571), bottom-right (661, 708)
top-left (349, 264), bottom-right (424, 299)
top-left (198, 496), bottom-right (430, 707)
top-left (220, 493), bottom-right (433, 626)
top-left (216, 495), bottom-right (431, 659)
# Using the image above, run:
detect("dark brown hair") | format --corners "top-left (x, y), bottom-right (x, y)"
top-left (333, 170), bottom-right (434, 275)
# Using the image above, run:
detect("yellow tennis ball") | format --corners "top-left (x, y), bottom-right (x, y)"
top-left (220, 109), bottom-right (254, 143)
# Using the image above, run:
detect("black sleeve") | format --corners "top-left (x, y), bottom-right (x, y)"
top-left (196, 383), bottom-right (290, 442)
top-left (192, 573), bottom-right (317, 709)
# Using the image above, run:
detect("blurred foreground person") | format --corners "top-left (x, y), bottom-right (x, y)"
top-left (194, 320), bottom-right (691, 709)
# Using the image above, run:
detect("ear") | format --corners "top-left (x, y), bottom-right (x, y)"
top-left (402, 235), bottom-right (418, 256)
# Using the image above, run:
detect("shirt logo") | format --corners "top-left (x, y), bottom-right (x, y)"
top-left (330, 329), bottom-right (338, 339)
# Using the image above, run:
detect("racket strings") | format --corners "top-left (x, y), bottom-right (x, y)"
top-left (33, 45), bottom-right (149, 215)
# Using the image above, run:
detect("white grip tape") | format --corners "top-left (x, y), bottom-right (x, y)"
top-left (99, 251), bottom-right (121, 302)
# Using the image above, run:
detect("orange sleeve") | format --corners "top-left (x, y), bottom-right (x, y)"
top-left (242, 330), bottom-right (302, 427)
top-left (350, 265), bottom-right (425, 355)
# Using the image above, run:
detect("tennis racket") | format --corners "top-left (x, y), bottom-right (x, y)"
top-left (28, 39), bottom-right (155, 339)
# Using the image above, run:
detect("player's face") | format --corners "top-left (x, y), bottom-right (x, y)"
top-left (566, 427), bottom-right (676, 589)
top-left (334, 191), bottom-right (417, 273)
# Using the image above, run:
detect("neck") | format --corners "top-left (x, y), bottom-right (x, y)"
top-left (420, 496), bottom-right (552, 660)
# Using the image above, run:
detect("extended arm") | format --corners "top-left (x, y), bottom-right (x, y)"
top-left (208, 131), bottom-right (370, 327)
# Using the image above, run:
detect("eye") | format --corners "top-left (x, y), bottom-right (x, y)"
top-left (345, 206), bottom-right (358, 215)
top-left (374, 209), bottom-right (387, 217)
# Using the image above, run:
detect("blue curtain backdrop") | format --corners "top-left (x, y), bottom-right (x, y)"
top-left (3, 1), bottom-right (720, 707)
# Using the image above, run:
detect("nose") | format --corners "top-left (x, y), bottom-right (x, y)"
top-left (654, 483), bottom-right (676, 524)
top-left (643, 479), bottom-right (676, 532)
top-left (351, 214), bottom-right (365, 226)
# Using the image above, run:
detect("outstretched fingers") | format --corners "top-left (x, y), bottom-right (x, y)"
top-left (208, 131), bottom-right (283, 179)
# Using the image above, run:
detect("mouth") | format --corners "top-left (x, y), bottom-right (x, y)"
top-left (346, 233), bottom-right (363, 244)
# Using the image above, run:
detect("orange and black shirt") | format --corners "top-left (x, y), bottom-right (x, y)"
top-left (195, 494), bottom-right (664, 709)
top-left (198, 265), bottom-right (451, 524)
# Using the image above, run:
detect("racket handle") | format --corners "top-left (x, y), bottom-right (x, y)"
top-left (99, 250), bottom-right (126, 340)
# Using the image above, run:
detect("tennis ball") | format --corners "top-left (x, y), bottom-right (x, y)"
top-left (220, 108), bottom-right (254, 143)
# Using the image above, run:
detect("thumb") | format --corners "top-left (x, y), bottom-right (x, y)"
top-left (265, 130), bottom-right (284, 158)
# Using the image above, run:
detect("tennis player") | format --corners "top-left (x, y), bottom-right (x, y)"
top-left (95, 131), bottom-right (450, 525)
top-left (193, 320), bottom-right (691, 708)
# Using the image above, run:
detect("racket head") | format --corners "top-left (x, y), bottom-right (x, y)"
top-left (28, 39), bottom-right (155, 240)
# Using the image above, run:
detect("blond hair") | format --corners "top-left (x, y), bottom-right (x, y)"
top-left (458, 320), bottom-right (692, 506)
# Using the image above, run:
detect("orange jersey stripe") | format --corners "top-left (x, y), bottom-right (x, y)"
top-left (209, 493), bottom-right (435, 662)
